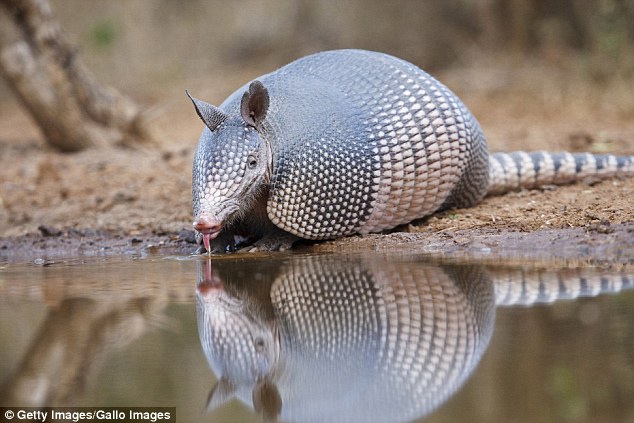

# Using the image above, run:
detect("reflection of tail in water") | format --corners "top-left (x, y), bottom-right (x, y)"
top-left (492, 268), bottom-right (634, 306)
top-left (197, 256), bottom-right (496, 423)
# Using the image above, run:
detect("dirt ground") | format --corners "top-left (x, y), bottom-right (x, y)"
top-left (1, 60), bottom-right (633, 265)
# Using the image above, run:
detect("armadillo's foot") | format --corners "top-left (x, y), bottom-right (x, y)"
top-left (239, 232), bottom-right (299, 253)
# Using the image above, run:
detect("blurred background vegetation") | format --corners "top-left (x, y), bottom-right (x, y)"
top-left (1, 0), bottom-right (633, 103)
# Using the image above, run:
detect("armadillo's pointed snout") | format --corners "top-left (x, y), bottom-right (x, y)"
top-left (194, 215), bottom-right (222, 253)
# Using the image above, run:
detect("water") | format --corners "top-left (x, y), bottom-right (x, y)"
top-left (1, 253), bottom-right (633, 423)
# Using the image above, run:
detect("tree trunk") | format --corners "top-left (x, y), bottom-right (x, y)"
top-left (0, 0), bottom-right (154, 152)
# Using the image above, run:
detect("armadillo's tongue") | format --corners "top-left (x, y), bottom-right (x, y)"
top-left (203, 233), bottom-right (212, 253)
top-left (193, 215), bottom-right (222, 253)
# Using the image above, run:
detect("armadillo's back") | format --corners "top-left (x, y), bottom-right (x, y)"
top-left (220, 50), bottom-right (489, 240)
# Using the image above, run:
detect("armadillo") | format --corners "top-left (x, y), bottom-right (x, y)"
top-left (188, 49), bottom-right (634, 253)
top-left (196, 254), bottom-right (633, 422)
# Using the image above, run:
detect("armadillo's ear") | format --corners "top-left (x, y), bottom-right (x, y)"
top-left (240, 80), bottom-right (269, 127)
top-left (206, 377), bottom-right (237, 412)
top-left (252, 379), bottom-right (282, 423)
top-left (186, 90), bottom-right (228, 132)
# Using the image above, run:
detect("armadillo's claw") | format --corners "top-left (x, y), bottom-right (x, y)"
top-left (238, 232), bottom-right (299, 253)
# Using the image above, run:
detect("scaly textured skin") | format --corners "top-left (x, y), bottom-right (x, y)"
top-left (196, 255), bottom-right (634, 422)
top-left (190, 49), bottom-right (634, 252)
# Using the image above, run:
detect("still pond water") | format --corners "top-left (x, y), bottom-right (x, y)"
top-left (1, 252), bottom-right (633, 423)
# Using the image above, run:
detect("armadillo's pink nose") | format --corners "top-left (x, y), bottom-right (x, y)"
top-left (193, 216), bottom-right (222, 253)
top-left (193, 219), bottom-right (221, 233)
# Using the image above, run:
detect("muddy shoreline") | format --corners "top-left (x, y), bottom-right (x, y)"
top-left (2, 221), bottom-right (632, 269)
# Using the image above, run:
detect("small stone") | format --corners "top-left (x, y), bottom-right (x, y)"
top-left (38, 225), bottom-right (62, 237)
top-left (178, 229), bottom-right (197, 244)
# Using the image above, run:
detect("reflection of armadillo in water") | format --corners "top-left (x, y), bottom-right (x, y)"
top-left (188, 49), bottom-right (634, 253)
top-left (195, 255), bottom-right (633, 423)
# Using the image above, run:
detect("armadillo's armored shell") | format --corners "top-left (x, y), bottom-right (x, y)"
top-left (263, 72), bottom-right (376, 239)
top-left (220, 50), bottom-right (489, 240)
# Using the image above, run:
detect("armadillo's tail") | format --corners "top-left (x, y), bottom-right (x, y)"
top-left (487, 151), bottom-right (634, 196)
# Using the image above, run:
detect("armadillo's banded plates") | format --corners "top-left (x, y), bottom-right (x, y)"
top-left (259, 50), bottom-right (488, 239)
top-left (267, 132), bottom-right (376, 239)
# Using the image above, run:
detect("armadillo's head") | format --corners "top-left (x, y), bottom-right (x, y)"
top-left (188, 81), bottom-right (271, 251)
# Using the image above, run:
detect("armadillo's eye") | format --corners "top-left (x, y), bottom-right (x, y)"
top-left (254, 337), bottom-right (265, 351)
top-left (247, 155), bottom-right (258, 169)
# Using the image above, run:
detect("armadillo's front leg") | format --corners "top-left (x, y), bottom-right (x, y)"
top-left (239, 229), bottom-right (299, 252)
top-left (196, 229), bottom-right (236, 254)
